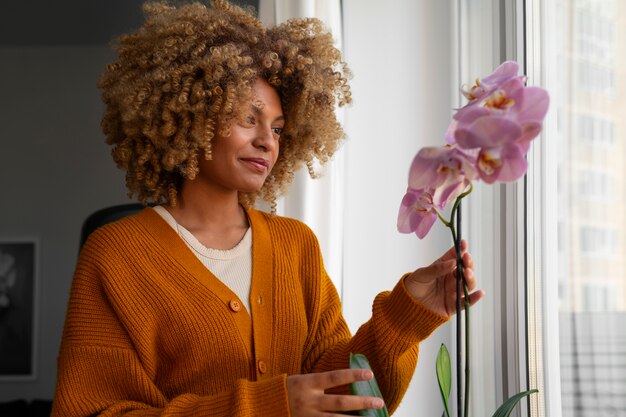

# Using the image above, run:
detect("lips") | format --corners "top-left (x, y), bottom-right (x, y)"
top-left (240, 157), bottom-right (270, 173)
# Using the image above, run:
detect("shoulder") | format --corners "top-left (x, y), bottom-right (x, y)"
top-left (81, 208), bottom-right (157, 257)
top-left (248, 209), bottom-right (318, 241)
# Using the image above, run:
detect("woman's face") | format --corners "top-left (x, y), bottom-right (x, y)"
top-left (195, 78), bottom-right (284, 195)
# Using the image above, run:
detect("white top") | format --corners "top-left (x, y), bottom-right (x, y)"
top-left (153, 205), bottom-right (253, 314)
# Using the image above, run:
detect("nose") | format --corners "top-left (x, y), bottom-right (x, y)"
top-left (253, 124), bottom-right (278, 153)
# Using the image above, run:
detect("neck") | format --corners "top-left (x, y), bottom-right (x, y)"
top-left (166, 179), bottom-right (248, 231)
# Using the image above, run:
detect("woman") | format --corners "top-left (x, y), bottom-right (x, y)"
top-left (52, 1), bottom-right (483, 416)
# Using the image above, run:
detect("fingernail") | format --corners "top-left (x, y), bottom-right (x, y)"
top-left (372, 398), bottom-right (384, 409)
top-left (363, 370), bottom-right (373, 379)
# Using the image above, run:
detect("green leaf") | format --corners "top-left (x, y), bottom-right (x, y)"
top-left (436, 344), bottom-right (452, 417)
top-left (349, 353), bottom-right (390, 417)
top-left (492, 389), bottom-right (539, 417)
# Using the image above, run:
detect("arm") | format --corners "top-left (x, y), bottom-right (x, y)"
top-left (301, 271), bottom-right (447, 414)
top-left (300, 240), bottom-right (480, 414)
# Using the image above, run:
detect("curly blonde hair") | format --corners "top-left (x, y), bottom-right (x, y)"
top-left (99, 0), bottom-right (351, 207)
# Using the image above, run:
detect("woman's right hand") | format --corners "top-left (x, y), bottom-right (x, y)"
top-left (286, 369), bottom-right (385, 416)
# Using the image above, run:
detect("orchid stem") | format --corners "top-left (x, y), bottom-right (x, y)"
top-left (436, 209), bottom-right (451, 228)
top-left (447, 214), bottom-right (463, 417)
top-left (441, 183), bottom-right (473, 417)
top-left (457, 207), bottom-right (470, 417)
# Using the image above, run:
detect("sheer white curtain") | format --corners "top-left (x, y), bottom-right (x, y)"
top-left (258, 0), bottom-right (345, 294)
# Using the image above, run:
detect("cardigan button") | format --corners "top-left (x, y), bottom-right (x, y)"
top-left (229, 299), bottom-right (241, 312)
top-left (258, 360), bottom-right (267, 374)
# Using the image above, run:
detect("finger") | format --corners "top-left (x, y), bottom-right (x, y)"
top-left (319, 394), bottom-right (384, 412)
top-left (449, 268), bottom-right (477, 298)
top-left (466, 290), bottom-right (485, 307)
top-left (438, 240), bottom-right (469, 263)
top-left (314, 368), bottom-right (373, 390)
top-left (462, 251), bottom-right (473, 270)
top-left (438, 245), bottom-right (458, 262)
top-left (446, 290), bottom-right (484, 315)
top-left (413, 259), bottom-right (456, 283)
top-left (463, 267), bottom-right (477, 291)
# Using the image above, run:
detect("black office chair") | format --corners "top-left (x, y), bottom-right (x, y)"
top-left (0, 399), bottom-right (52, 417)
top-left (79, 203), bottom-right (146, 249)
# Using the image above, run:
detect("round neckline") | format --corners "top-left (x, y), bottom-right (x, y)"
top-left (153, 205), bottom-right (251, 260)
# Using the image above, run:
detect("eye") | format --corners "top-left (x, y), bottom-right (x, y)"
top-left (272, 127), bottom-right (284, 136)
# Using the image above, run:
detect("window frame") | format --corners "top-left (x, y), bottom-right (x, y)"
top-left (457, 0), bottom-right (559, 416)
top-left (523, 0), bottom-right (562, 415)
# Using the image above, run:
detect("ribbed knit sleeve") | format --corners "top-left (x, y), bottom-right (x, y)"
top-left (52, 218), bottom-right (292, 417)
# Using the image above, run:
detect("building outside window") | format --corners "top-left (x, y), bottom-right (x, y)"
top-left (550, 0), bottom-right (626, 415)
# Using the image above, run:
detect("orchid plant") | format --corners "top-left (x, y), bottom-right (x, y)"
top-left (397, 61), bottom-right (549, 417)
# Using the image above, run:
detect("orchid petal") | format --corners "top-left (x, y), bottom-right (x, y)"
top-left (400, 189), bottom-right (418, 207)
top-left (434, 178), bottom-right (467, 208)
top-left (409, 145), bottom-right (478, 191)
top-left (462, 61), bottom-right (521, 103)
top-left (518, 121), bottom-right (543, 145)
top-left (515, 87), bottom-right (550, 121)
top-left (453, 105), bottom-right (490, 123)
top-left (498, 77), bottom-right (526, 96)
top-left (397, 189), bottom-right (438, 239)
top-left (476, 148), bottom-right (503, 184)
top-left (477, 145), bottom-right (527, 183)
top-left (418, 146), bottom-right (453, 159)
top-left (482, 61), bottom-right (519, 85)
top-left (494, 145), bottom-right (528, 182)
top-left (445, 119), bottom-right (458, 144)
top-left (397, 190), bottom-right (419, 233)
top-left (408, 152), bottom-right (440, 190)
top-left (397, 202), bottom-right (416, 233)
top-left (413, 211), bottom-right (438, 239)
top-left (455, 116), bottom-right (522, 149)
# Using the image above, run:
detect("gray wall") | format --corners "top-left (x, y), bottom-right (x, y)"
top-left (0, 46), bottom-right (130, 400)
top-left (0, 1), bottom-right (145, 401)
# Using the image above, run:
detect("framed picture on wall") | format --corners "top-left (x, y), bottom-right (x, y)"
top-left (0, 239), bottom-right (38, 380)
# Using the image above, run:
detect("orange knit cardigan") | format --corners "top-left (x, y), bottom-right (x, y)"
top-left (52, 208), bottom-right (447, 416)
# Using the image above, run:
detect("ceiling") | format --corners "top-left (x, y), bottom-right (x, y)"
top-left (0, 0), bottom-right (259, 46)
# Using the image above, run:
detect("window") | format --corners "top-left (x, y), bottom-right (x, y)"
top-left (443, 1), bottom-right (624, 415)
top-left (579, 226), bottom-right (618, 256)
top-left (577, 62), bottom-right (614, 94)
top-left (577, 114), bottom-right (615, 147)
top-left (577, 170), bottom-right (614, 201)
top-left (528, 0), bottom-right (626, 416)
top-left (581, 283), bottom-right (619, 311)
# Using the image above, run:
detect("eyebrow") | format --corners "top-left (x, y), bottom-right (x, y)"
top-left (251, 103), bottom-right (285, 122)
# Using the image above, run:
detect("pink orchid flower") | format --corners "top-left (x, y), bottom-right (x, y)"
top-left (461, 61), bottom-right (523, 102)
top-left (450, 73), bottom-right (550, 183)
top-left (408, 145), bottom-right (477, 207)
top-left (398, 60), bottom-right (549, 240)
top-left (397, 188), bottom-right (439, 239)
top-left (446, 61), bottom-right (526, 144)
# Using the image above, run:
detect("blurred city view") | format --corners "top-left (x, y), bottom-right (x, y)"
top-left (555, 0), bottom-right (626, 415)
